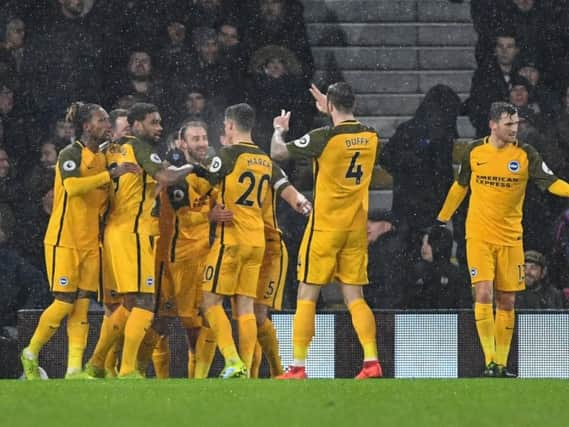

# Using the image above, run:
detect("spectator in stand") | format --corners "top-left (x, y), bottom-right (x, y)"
top-left (548, 84), bottom-right (569, 181)
top-left (404, 226), bottom-right (471, 309)
top-left (365, 210), bottom-right (410, 309)
top-left (379, 84), bottom-right (461, 253)
top-left (107, 50), bottom-right (167, 117)
top-left (516, 250), bottom-right (565, 309)
top-left (246, 46), bottom-right (314, 153)
top-left (0, 17), bottom-right (26, 83)
top-left (0, 148), bottom-right (22, 241)
top-left (52, 116), bottom-right (76, 147)
top-left (465, 34), bottom-right (520, 137)
top-left (22, 0), bottom-right (101, 126)
top-left (190, 27), bottom-right (242, 107)
top-left (158, 21), bottom-right (196, 83)
top-left (217, 21), bottom-right (249, 79)
top-left (242, 0), bottom-right (314, 83)
top-left (508, 75), bottom-right (547, 130)
top-left (517, 59), bottom-right (562, 121)
top-left (549, 206), bottom-right (569, 305)
top-left (175, 0), bottom-right (237, 30)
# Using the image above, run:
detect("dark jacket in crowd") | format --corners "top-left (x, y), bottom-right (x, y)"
top-left (378, 85), bottom-right (460, 231)
top-left (516, 281), bottom-right (565, 309)
top-left (0, 243), bottom-right (50, 327)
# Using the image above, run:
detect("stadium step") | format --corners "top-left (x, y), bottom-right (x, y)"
top-left (312, 46), bottom-right (476, 71)
top-left (307, 22), bottom-right (476, 47)
top-left (302, 0), bottom-right (471, 23)
top-left (358, 116), bottom-right (476, 139)
top-left (354, 93), bottom-right (469, 116)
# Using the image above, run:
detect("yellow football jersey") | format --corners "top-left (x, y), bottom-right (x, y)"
top-left (105, 136), bottom-right (163, 235)
top-left (286, 120), bottom-right (379, 231)
top-left (205, 141), bottom-right (272, 247)
top-left (44, 140), bottom-right (110, 250)
top-left (458, 137), bottom-right (558, 245)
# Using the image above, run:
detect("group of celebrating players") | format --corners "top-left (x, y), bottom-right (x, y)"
top-left (21, 79), bottom-right (569, 380)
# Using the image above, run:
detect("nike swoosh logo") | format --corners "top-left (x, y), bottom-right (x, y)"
top-left (476, 162), bottom-right (488, 166)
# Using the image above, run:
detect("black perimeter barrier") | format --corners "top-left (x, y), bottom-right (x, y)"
top-left (4, 310), bottom-right (568, 379)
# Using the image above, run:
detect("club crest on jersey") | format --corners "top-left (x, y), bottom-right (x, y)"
top-left (470, 268), bottom-right (478, 278)
top-left (59, 276), bottom-right (69, 286)
top-left (542, 162), bottom-right (554, 175)
top-left (150, 153), bottom-right (162, 164)
top-left (146, 277), bottom-right (154, 286)
top-left (507, 160), bottom-right (520, 173)
top-left (209, 156), bottom-right (222, 173)
top-left (294, 134), bottom-right (310, 148)
top-left (62, 160), bottom-right (77, 171)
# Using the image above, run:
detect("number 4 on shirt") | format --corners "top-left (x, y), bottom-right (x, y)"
top-left (346, 151), bottom-right (363, 184)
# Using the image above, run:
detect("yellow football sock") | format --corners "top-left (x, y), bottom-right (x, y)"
top-left (104, 340), bottom-right (120, 377)
top-left (257, 318), bottom-right (283, 377)
top-left (204, 305), bottom-right (239, 362)
top-left (119, 307), bottom-right (154, 375)
top-left (194, 326), bottom-right (216, 379)
top-left (348, 298), bottom-right (378, 361)
top-left (187, 350), bottom-right (196, 378)
top-left (495, 308), bottom-right (515, 366)
top-left (27, 299), bottom-right (75, 356)
top-left (152, 335), bottom-right (170, 379)
top-left (475, 303), bottom-right (495, 365)
top-left (66, 298), bottom-right (90, 372)
top-left (137, 326), bottom-right (161, 376)
top-left (292, 300), bottom-right (316, 365)
top-left (250, 341), bottom-right (262, 379)
top-left (238, 313), bottom-right (257, 371)
top-left (89, 305), bottom-right (129, 368)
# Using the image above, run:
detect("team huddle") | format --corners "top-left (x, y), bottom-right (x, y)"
top-left (20, 82), bottom-right (383, 380)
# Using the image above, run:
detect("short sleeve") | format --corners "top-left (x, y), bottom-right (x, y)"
top-left (58, 146), bottom-right (82, 180)
top-left (286, 127), bottom-right (330, 159)
top-left (271, 164), bottom-right (291, 198)
top-left (524, 144), bottom-right (558, 191)
top-left (202, 147), bottom-right (236, 186)
top-left (457, 144), bottom-right (473, 187)
top-left (132, 140), bottom-right (163, 178)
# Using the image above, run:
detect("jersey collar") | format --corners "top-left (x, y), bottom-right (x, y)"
top-left (237, 140), bottom-right (256, 147)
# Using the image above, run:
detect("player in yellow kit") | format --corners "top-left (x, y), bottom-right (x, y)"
top-left (271, 82), bottom-right (382, 380)
top-left (85, 103), bottom-right (196, 378)
top-left (20, 102), bottom-right (139, 379)
top-left (437, 102), bottom-right (569, 377)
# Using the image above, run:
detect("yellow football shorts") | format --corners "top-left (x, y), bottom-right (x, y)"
top-left (158, 240), bottom-right (208, 322)
top-left (256, 238), bottom-right (288, 310)
top-left (466, 239), bottom-right (525, 292)
top-left (203, 242), bottom-right (264, 298)
top-left (297, 227), bottom-right (368, 286)
top-left (103, 227), bottom-right (156, 294)
top-left (45, 244), bottom-right (100, 293)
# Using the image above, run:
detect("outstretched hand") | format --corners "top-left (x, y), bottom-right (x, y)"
top-left (273, 109), bottom-right (291, 132)
top-left (309, 83), bottom-right (328, 114)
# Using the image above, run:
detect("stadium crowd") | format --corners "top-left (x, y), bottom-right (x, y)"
top-left (2, 0), bottom-right (569, 378)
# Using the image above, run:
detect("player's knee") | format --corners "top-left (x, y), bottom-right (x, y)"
top-left (340, 283), bottom-right (364, 306)
top-left (496, 292), bottom-right (515, 310)
top-left (77, 289), bottom-right (97, 300)
top-left (201, 291), bottom-right (222, 313)
top-left (180, 316), bottom-right (202, 330)
top-left (254, 304), bottom-right (268, 326)
top-left (53, 292), bottom-right (77, 304)
top-left (104, 303), bottom-right (121, 316)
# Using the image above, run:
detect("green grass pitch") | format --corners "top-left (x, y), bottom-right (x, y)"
top-left (0, 379), bottom-right (566, 427)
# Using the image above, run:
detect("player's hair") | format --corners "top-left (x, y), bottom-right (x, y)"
top-left (109, 108), bottom-right (128, 130)
top-left (225, 103), bottom-right (255, 132)
top-left (65, 102), bottom-right (104, 135)
top-left (495, 32), bottom-right (517, 44)
top-left (327, 82), bottom-right (355, 113)
top-left (489, 102), bottom-right (518, 122)
top-left (127, 103), bottom-right (159, 127)
top-left (178, 120), bottom-right (208, 141)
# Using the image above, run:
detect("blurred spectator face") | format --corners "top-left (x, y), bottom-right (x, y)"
top-left (264, 57), bottom-right (286, 78)
top-left (420, 234), bottom-right (434, 263)
top-left (59, 0), bottom-right (84, 17)
top-left (518, 66), bottom-right (539, 86)
top-left (40, 143), bottom-right (57, 169)
top-left (510, 84), bottom-right (529, 107)
top-left (490, 112), bottom-right (519, 143)
top-left (5, 19), bottom-right (25, 49)
top-left (55, 118), bottom-right (76, 141)
top-left (513, 0), bottom-right (535, 12)
top-left (524, 261), bottom-right (544, 288)
top-left (218, 24), bottom-right (239, 48)
top-left (128, 52), bottom-right (152, 79)
top-left (261, 0), bottom-right (284, 21)
top-left (42, 189), bottom-right (54, 215)
top-left (167, 22), bottom-right (186, 44)
top-left (495, 37), bottom-right (518, 67)
top-left (133, 112), bottom-right (162, 142)
top-left (112, 116), bottom-right (130, 141)
top-left (182, 125), bottom-right (209, 163)
top-left (185, 91), bottom-right (206, 114)
top-left (0, 149), bottom-right (9, 177)
top-left (84, 108), bottom-right (111, 143)
top-left (0, 86), bottom-right (14, 115)
top-left (367, 220), bottom-right (393, 244)
top-left (198, 0), bottom-right (221, 10)
top-left (199, 37), bottom-right (219, 64)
